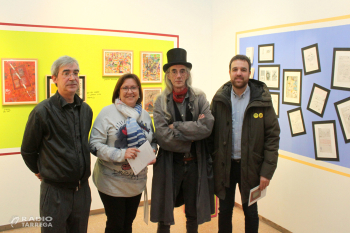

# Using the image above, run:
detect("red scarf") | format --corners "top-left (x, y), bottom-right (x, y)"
top-left (173, 87), bottom-right (188, 103)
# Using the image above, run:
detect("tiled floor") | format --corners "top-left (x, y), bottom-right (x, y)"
top-left (2, 206), bottom-right (281, 233)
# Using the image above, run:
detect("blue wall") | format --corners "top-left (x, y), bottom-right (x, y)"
top-left (240, 24), bottom-right (350, 168)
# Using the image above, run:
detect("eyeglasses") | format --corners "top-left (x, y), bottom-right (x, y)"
top-left (170, 69), bottom-right (187, 76)
top-left (121, 86), bottom-right (139, 92)
top-left (62, 71), bottom-right (80, 78)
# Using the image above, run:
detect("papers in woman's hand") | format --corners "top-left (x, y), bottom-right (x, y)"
top-left (127, 141), bottom-right (156, 175)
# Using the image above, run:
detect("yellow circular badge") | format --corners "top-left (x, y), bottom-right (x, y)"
top-left (253, 113), bottom-right (258, 118)
top-left (259, 113), bottom-right (263, 118)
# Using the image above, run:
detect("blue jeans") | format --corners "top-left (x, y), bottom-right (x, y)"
top-left (218, 160), bottom-right (259, 233)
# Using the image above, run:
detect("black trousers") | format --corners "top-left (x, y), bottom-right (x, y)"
top-left (157, 160), bottom-right (198, 233)
top-left (218, 160), bottom-right (259, 233)
top-left (99, 191), bottom-right (142, 233)
top-left (40, 181), bottom-right (91, 233)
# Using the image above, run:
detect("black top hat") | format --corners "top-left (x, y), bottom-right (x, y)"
top-left (163, 48), bottom-right (192, 72)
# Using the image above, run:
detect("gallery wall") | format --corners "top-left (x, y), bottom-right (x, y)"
top-left (211, 0), bottom-right (350, 232)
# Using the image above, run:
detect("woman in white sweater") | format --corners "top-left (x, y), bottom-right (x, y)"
top-left (90, 73), bottom-right (157, 233)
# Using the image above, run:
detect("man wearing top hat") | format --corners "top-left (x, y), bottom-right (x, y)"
top-left (150, 48), bottom-right (215, 233)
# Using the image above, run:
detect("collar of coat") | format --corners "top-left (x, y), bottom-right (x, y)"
top-left (212, 79), bottom-right (272, 107)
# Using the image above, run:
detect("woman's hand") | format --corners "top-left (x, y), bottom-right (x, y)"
top-left (124, 148), bottom-right (140, 160)
top-left (148, 159), bottom-right (156, 165)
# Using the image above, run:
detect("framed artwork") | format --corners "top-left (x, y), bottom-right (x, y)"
top-left (258, 65), bottom-right (280, 90)
top-left (331, 48), bottom-right (350, 91)
top-left (307, 83), bottom-right (330, 117)
top-left (301, 43), bottom-right (321, 75)
top-left (312, 120), bottom-right (339, 161)
top-left (142, 87), bottom-right (162, 117)
top-left (334, 96), bottom-right (350, 143)
top-left (270, 92), bottom-right (280, 118)
top-left (287, 107), bottom-right (306, 137)
top-left (103, 50), bottom-right (133, 76)
top-left (282, 69), bottom-right (302, 106)
top-left (45, 75), bottom-right (86, 101)
top-left (1, 58), bottom-right (38, 105)
top-left (140, 52), bottom-right (162, 83)
top-left (258, 43), bottom-right (274, 63)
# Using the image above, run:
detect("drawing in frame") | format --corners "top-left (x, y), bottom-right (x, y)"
top-left (334, 96), bottom-right (350, 143)
top-left (45, 75), bottom-right (86, 101)
top-left (140, 52), bottom-right (162, 83)
top-left (282, 69), bottom-right (302, 106)
top-left (301, 43), bottom-right (321, 75)
top-left (307, 83), bottom-right (330, 117)
top-left (1, 58), bottom-right (38, 105)
top-left (312, 120), bottom-right (339, 161)
top-left (142, 87), bottom-right (162, 117)
top-left (331, 48), bottom-right (350, 91)
top-left (287, 107), bottom-right (306, 137)
top-left (270, 92), bottom-right (280, 118)
top-left (103, 50), bottom-right (133, 76)
top-left (258, 65), bottom-right (280, 90)
top-left (258, 43), bottom-right (274, 63)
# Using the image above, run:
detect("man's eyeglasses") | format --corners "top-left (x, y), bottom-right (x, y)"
top-left (121, 86), bottom-right (139, 92)
top-left (62, 71), bottom-right (80, 78)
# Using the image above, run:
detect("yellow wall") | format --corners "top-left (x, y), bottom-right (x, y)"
top-left (0, 29), bottom-right (173, 149)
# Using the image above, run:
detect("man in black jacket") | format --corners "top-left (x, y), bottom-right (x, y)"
top-left (21, 56), bottom-right (93, 233)
top-left (209, 55), bottom-right (280, 233)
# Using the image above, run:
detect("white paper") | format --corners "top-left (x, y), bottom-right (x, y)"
top-left (246, 47), bottom-right (254, 64)
top-left (127, 141), bottom-right (156, 175)
top-left (248, 185), bottom-right (267, 206)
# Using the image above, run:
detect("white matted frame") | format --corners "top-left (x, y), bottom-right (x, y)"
top-left (1, 58), bottom-right (38, 105)
top-left (258, 43), bottom-right (274, 63)
top-left (301, 43), bottom-right (321, 75)
top-left (287, 107), bottom-right (306, 137)
top-left (140, 51), bottom-right (162, 83)
top-left (103, 50), bottom-right (133, 76)
top-left (312, 120), bottom-right (339, 161)
top-left (270, 92), bottom-right (280, 118)
top-left (307, 83), bottom-right (330, 117)
top-left (258, 65), bottom-right (280, 90)
top-left (282, 69), bottom-right (302, 106)
top-left (142, 87), bottom-right (162, 117)
top-left (334, 96), bottom-right (350, 143)
top-left (45, 75), bottom-right (86, 101)
top-left (331, 48), bottom-right (350, 91)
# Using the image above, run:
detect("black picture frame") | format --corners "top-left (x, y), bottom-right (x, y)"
top-left (258, 43), bottom-right (274, 63)
top-left (270, 92), bottom-right (280, 118)
top-left (334, 96), bottom-right (350, 143)
top-left (301, 43), bottom-right (321, 75)
top-left (306, 83), bottom-right (330, 117)
top-left (282, 69), bottom-right (302, 106)
top-left (312, 120), bottom-right (339, 161)
top-left (287, 107), bottom-right (306, 137)
top-left (258, 65), bottom-right (280, 90)
top-left (45, 75), bottom-right (86, 101)
top-left (331, 48), bottom-right (350, 91)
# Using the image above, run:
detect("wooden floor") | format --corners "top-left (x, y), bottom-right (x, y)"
top-left (2, 206), bottom-right (282, 233)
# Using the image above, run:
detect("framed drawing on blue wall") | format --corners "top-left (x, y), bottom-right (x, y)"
top-left (334, 96), bottom-right (350, 143)
top-left (301, 43), bottom-right (321, 75)
top-left (307, 83), bottom-right (330, 117)
top-left (331, 48), bottom-right (350, 91)
top-left (258, 43), bottom-right (274, 63)
top-left (282, 69), bottom-right (302, 106)
top-left (312, 120), bottom-right (339, 161)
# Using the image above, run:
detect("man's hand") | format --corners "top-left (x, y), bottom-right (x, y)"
top-left (169, 124), bottom-right (174, 129)
top-left (259, 176), bottom-right (270, 191)
top-left (198, 114), bottom-right (205, 120)
top-left (35, 173), bottom-right (42, 181)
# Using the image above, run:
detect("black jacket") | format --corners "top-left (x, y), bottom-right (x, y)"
top-left (209, 80), bottom-right (280, 203)
top-left (21, 92), bottom-right (93, 189)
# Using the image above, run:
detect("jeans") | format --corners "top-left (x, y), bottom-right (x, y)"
top-left (99, 191), bottom-right (142, 233)
top-left (157, 160), bottom-right (198, 233)
top-left (218, 160), bottom-right (259, 233)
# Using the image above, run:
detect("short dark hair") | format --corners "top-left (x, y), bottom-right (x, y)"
top-left (229, 54), bottom-right (251, 71)
top-left (112, 73), bottom-right (143, 104)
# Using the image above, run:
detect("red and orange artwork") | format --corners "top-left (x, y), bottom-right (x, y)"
top-left (103, 50), bottom-right (133, 76)
top-left (141, 52), bottom-right (162, 83)
top-left (142, 88), bottom-right (162, 117)
top-left (2, 59), bottom-right (38, 105)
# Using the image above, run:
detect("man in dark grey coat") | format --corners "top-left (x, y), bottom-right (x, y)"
top-left (150, 48), bottom-right (214, 233)
top-left (209, 55), bottom-right (280, 233)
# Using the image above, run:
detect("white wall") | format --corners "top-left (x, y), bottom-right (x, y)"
top-left (1, 0), bottom-right (350, 232)
top-left (211, 1), bottom-right (350, 232)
